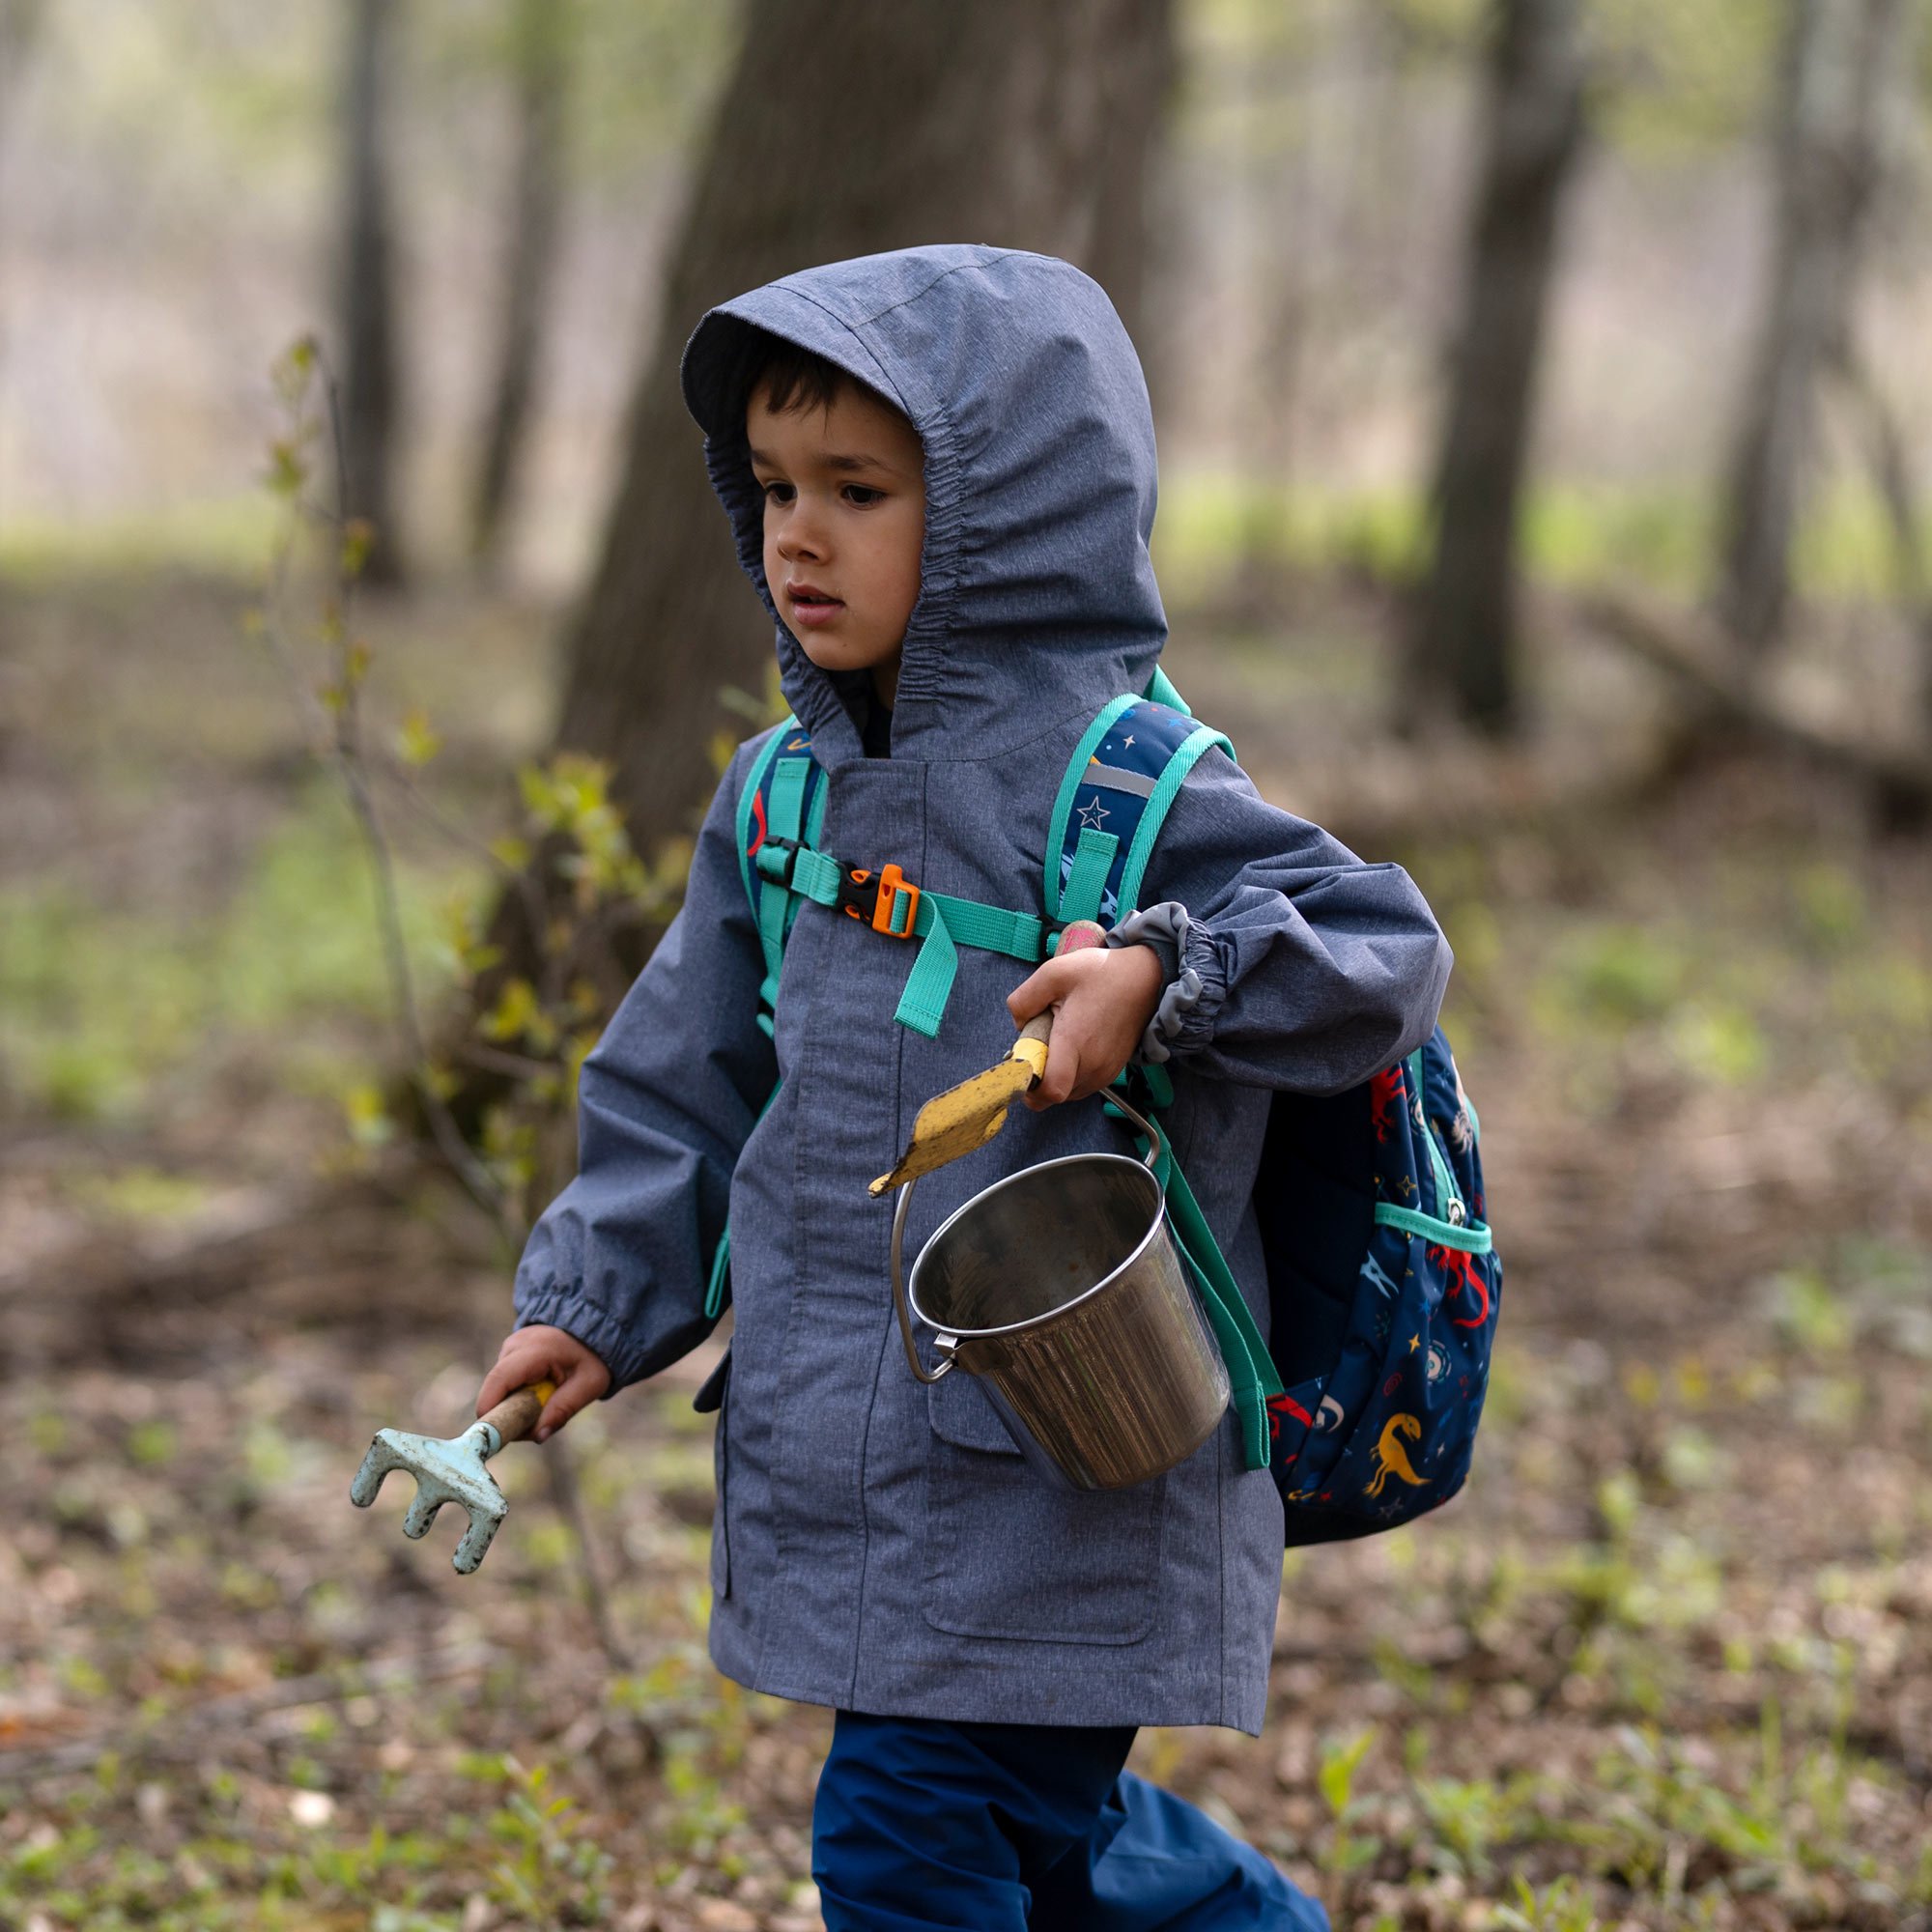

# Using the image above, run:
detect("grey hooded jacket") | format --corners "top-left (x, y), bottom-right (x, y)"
top-left (513, 244), bottom-right (1452, 1734)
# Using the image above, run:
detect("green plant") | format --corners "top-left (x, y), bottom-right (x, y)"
top-left (1492, 1872), bottom-right (1603, 1931)
top-left (251, 334), bottom-right (699, 1246)
top-left (484, 1759), bottom-right (613, 1924)
top-left (1317, 1724), bottom-right (1381, 1885)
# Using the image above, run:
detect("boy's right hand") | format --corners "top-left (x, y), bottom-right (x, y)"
top-left (476, 1325), bottom-right (611, 1443)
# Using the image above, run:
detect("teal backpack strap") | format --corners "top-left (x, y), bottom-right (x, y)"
top-left (1149, 1134), bottom-right (1283, 1471)
top-left (704, 1071), bottom-right (788, 1319)
top-left (1044, 693), bottom-right (1232, 928)
top-left (733, 719), bottom-right (795, 906)
top-left (713, 721), bottom-right (821, 1316)
top-left (1143, 664), bottom-right (1191, 716)
top-left (1049, 679), bottom-right (1277, 1470)
top-left (738, 719), bottom-right (828, 1036)
top-left (704, 1223), bottom-right (733, 1320)
top-left (1368, 1049), bottom-right (1492, 1255)
top-left (757, 852), bottom-right (1046, 1041)
top-left (1115, 724), bottom-right (1230, 914)
top-left (737, 713), bottom-right (1051, 1040)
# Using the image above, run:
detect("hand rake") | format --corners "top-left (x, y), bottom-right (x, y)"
top-left (349, 1380), bottom-right (554, 1575)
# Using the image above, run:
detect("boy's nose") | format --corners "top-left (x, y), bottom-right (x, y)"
top-left (776, 496), bottom-right (832, 560)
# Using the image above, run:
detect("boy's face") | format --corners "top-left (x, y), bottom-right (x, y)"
top-left (747, 376), bottom-right (924, 703)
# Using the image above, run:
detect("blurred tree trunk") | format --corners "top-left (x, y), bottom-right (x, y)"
top-left (442, 0), bottom-right (1179, 1123)
top-left (0, 0), bottom-right (47, 133)
top-left (555, 0), bottom-right (1176, 871)
top-left (1834, 340), bottom-right (1932, 754)
top-left (1403, 0), bottom-right (1584, 737)
top-left (337, 0), bottom-right (407, 587)
top-left (469, 0), bottom-right (569, 574)
top-left (1233, 14), bottom-right (1307, 609)
top-left (1716, 0), bottom-right (1905, 662)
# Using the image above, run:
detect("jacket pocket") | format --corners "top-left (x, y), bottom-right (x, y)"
top-left (922, 1384), bottom-right (1167, 1645)
top-left (697, 1346), bottom-right (732, 1600)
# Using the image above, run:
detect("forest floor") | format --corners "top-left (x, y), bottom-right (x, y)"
top-left (2, 562), bottom-right (1930, 1932)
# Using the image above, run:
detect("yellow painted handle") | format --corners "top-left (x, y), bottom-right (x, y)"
top-left (1013, 1014), bottom-right (1052, 1079)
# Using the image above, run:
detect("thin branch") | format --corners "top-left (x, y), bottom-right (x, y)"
top-left (0, 1644), bottom-right (501, 1782)
top-left (310, 355), bottom-right (516, 1242)
top-left (259, 467), bottom-right (512, 1220)
top-left (544, 1437), bottom-right (635, 1674)
top-left (372, 753), bottom-right (561, 1011)
top-left (1577, 584), bottom-right (1932, 806)
top-left (245, 340), bottom-right (651, 1651)
top-left (1829, 328), bottom-right (1932, 741)
top-left (455, 1038), bottom-right (560, 1082)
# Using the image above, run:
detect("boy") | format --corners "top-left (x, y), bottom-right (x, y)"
top-left (477, 245), bottom-right (1451, 1927)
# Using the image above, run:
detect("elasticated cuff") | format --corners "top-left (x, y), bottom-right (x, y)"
top-left (511, 1291), bottom-right (634, 1397)
top-left (1103, 902), bottom-right (1226, 1064)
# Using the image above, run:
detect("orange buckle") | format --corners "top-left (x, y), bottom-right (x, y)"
top-left (873, 864), bottom-right (921, 937)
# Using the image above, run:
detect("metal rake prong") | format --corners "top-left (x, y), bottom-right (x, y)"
top-left (402, 1486), bottom-right (448, 1540)
top-left (349, 1433), bottom-right (407, 1509)
top-left (452, 1509), bottom-right (505, 1576)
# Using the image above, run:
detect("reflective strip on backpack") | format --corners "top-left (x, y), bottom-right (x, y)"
top-left (1045, 698), bottom-right (1231, 931)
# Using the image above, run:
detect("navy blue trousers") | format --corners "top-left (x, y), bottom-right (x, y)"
top-left (812, 1712), bottom-right (1329, 1930)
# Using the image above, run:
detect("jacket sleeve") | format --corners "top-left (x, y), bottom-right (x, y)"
top-left (1103, 747), bottom-right (1452, 1095)
top-left (510, 732), bottom-right (778, 1393)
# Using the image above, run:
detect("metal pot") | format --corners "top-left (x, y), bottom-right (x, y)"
top-left (891, 1094), bottom-right (1231, 1491)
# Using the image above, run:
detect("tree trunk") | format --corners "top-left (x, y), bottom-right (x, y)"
top-left (1232, 14), bottom-right (1307, 609)
top-left (437, 0), bottom-right (1179, 1129)
top-left (1403, 0), bottom-right (1585, 737)
top-left (0, 0), bottom-right (47, 138)
top-left (554, 0), bottom-right (1177, 857)
top-left (1716, 0), bottom-right (1904, 661)
top-left (1832, 333), bottom-right (1932, 754)
top-left (337, 0), bottom-right (406, 587)
top-left (469, 0), bottom-right (569, 574)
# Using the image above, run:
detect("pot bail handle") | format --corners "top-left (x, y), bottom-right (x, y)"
top-left (1105, 1087), bottom-right (1163, 1174)
top-left (890, 1171), bottom-right (954, 1383)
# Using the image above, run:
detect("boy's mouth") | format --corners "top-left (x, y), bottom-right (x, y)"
top-left (786, 583), bottom-right (844, 628)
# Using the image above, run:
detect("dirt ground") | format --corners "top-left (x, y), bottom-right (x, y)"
top-left (2, 565), bottom-right (1930, 1930)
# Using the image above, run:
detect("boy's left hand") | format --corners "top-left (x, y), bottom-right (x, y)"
top-left (1006, 942), bottom-right (1168, 1110)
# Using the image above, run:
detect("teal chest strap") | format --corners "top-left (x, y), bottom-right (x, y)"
top-left (741, 716), bottom-right (1058, 1041)
top-left (752, 830), bottom-right (1052, 1040)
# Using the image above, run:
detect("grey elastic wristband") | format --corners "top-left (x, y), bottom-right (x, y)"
top-left (1104, 902), bottom-right (1217, 1064)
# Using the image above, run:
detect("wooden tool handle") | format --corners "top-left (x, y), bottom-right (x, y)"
top-left (477, 1379), bottom-right (556, 1447)
top-left (1015, 921), bottom-right (1107, 1057)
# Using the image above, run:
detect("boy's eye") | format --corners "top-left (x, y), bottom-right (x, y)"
top-left (759, 480), bottom-right (794, 504)
top-left (842, 485), bottom-right (884, 507)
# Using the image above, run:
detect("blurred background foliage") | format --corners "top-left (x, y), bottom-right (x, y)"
top-left (0, 0), bottom-right (1920, 576)
top-left (3, 3), bottom-right (1931, 1928)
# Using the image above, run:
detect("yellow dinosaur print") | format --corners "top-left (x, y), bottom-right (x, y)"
top-left (1365, 1414), bottom-right (1429, 1497)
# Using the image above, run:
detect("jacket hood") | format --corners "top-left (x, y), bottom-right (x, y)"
top-left (680, 244), bottom-right (1167, 764)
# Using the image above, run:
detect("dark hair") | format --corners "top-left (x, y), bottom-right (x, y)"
top-left (740, 331), bottom-right (847, 418)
